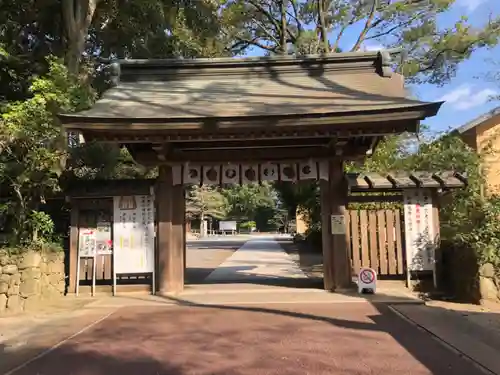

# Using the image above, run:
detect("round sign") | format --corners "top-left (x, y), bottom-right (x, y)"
top-left (244, 168), bottom-right (256, 181)
top-left (359, 269), bottom-right (375, 284)
top-left (206, 168), bottom-right (218, 182)
top-left (188, 169), bottom-right (199, 178)
top-left (283, 166), bottom-right (295, 179)
top-left (225, 169), bottom-right (236, 179)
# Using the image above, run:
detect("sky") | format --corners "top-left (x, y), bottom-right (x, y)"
top-left (245, 0), bottom-right (500, 137)
top-left (412, 0), bottom-right (500, 136)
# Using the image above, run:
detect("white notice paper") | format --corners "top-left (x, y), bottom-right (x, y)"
top-left (113, 195), bottom-right (155, 274)
top-left (403, 189), bottom-right (435, 271)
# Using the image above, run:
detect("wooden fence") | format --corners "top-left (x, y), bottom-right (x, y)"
top-left (346, 209), bottom-right (405, 277)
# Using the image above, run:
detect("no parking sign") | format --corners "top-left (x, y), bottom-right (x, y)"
top-left (358, 268), bottom-right (377, 294)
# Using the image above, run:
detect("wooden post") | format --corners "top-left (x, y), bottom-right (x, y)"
top-left (182, 189), bottom-right (187, 277)
top-left (156, 165), bottom-right (185, 294)
top-left (431, 190), bottom-right (441, 290)
top-left (171, 184), bottom-right (185, 293)
top-left (329, 159), bottom-right (352, 290)
top-left (320, 178), bottom-right (334, 291)
top-left (68, 201), bottom-right (79, 294)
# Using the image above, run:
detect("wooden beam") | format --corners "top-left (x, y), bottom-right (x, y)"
top-left (169, 146), bottom-right (370, 163)
top-left (174, 138), bottom-right (330, 150)
top-left (68, 202), bottom-right (79, 294)
top-left (329, 160), bottom-right (352, 290)
top-left (320, 179), bottom-right (334, 291)
top-left (170, 184), bottom-right (185, 293)
top-left (156, 166), bottom-right (184, 295)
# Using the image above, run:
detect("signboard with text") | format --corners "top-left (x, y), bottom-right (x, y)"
top-left (113, 195), bottom-right (155, 274)
top-left (403, 189), bottom-right (435, 271)
top-left (330, 215), bottom-right (346, 235)
top-left (78, 228), bottom-right (96, 257)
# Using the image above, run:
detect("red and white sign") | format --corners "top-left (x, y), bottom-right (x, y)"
top-left (403, 189), bottom-right (435, 271)
top-left (358, 267), bottom-right (377, 294)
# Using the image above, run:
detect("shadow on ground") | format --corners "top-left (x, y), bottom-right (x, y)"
top-left (2, 295), bottom-right (496, 375)
top-left (186, 266), bottom-right (323, 289)
top-left (1, 298), bottom-right (494, 375)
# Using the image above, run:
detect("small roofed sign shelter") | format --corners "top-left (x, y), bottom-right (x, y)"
top-left (59, 50), bottom-right (443, 295)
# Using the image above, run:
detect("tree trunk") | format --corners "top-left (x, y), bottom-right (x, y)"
top-left (317, 0), bottom-right (329, 52)
top-left (62, 0), bottom-right (99, 75)
top-left (200, 212), bottom-right (205, 237)
top-left (280, 0), bottom-right (288, 54)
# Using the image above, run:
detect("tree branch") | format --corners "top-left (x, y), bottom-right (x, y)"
top-left (351, 0), bottom-right (379, 51)
top-left (364, 12), bottom-right (425, 41)
top-left (252, 18), bottom-right (281, 45)
top-left (248, 0), bottom-right (282, 35)
top-left (230, 37), bottom-right (277, 53)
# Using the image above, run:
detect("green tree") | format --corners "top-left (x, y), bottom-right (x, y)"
top-left (0, 58), bottom-right (94, 244)
top-left (482, 59), bottom-right (500, 102)
top-left (185, 185), bottom-right (228, 222)
top-left (222, 0), bottom-right (500, 84)
top-left (222, 183), bottom-right (275, 221)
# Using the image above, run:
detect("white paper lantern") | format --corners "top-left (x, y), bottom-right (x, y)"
top-left (299, 161), bottom-right (317, 180)
top-left (183, 164), bottom-right (202, 184)
top-left (241, 164), bottom-right (259, 184)
top-left (203, 165), bottom-right (221, 185)
top-left (221, 164), bottom-right (240, 184)
top-left (280, 163), bottom-right (297, 182)
top-left (260, 163), bottom-right (279, 181)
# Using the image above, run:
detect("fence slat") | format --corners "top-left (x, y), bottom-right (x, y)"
top-left (394, 209), bottom-right (404, 274)
top-left (386, 210), bottom-right (397, 275)
top-left (368, 211), bottom-right (379, 271)
top-left (79, 259), bottom-right (87, 280)
top-left (359, 210), bottom-right (370, 268)
top-left (104, 255), bottom-right (112, 280)
top-left (350, 211), bottom-right (361, 275)
top-left (377, 211), bottom-right (388, 275)
top-left (345, 210), bottom-right (352, 273)
top-left (96, 255), bottom-right (104, 280)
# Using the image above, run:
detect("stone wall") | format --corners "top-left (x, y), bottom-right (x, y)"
top-left (479, 263), bottom-right (500, 304)
top-left (0, 250), bottom-right (65, 313)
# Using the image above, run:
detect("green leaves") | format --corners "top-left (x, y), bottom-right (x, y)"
top-left (0, 58), bottom-right (94, 244)
top-left (221, 0), bottom-right (500, 85)
top-left (186, 185), bottom-right (228, 220)
top-left (221, 183), bottom-right (276, 221)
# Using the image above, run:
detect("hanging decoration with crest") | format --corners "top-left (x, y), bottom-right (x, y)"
top-left (172, 161), bottom-right (329, 185)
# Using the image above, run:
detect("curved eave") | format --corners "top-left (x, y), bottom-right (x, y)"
top-left (59, 101), bottom-right (443, 131)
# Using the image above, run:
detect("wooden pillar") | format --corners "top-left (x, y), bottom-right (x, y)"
top-left (156, 165), bottom-right (185, 294)
top-left (320, 160), bottom-right (352, 292)
top-left (68, 201), bottom-right (79, 294)
top-left (320, 179), bottom-right (334, 291)
top-left (172, 184), bottom-right (185, 291)
top-left (329, 159), bottom-right (352, 290)
top-left (431, 190), bottom-right (441, 290)
top-left (182, 190), bottom-right (187, 276)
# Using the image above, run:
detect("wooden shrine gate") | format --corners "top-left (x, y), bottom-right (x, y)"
top-left (59, 52), bottom-right (459, 294)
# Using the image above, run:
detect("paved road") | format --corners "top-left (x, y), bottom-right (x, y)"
top-left (2, 237), bottom-right (490, 374)
top-left (186, 237), bottom-right (321, 288)
top-left (185, 239), bottom-right (243, 284)
top-left (4, 303), bottom-right (486, 375)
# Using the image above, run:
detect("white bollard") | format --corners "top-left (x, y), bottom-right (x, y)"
top-left (358, 267), bottom-right (377, 294)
